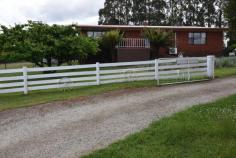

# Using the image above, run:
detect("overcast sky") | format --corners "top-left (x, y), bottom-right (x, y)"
top-left (0, 0), bottom-right (105, 26)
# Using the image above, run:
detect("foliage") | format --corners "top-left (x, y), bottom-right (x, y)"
top-left (83, 94), bottom-right (236, 158)
top-left (99, 0), bottom-right (132, 25)
top-left (225, 0), bottom-right (236, 43)
top-left (215, 57), bottom-right (236, 68)
top-left (99, 30), bottom-right (123, 62)
top-left (0, 52), bottom-right (24, 65)
top-left (0, 21), bottom-right (99, 67)
top-left (143, 28), bottom-right (173, 58)
top-left (99, 0), bottom-right (227, 27)
top-left (230, 44), bottom-right (236, 50)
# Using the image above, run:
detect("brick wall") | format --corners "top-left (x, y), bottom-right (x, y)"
top-left (176, 31), bottom-right (224, 57)
top-left (117, 48), bottom-right (150, 62)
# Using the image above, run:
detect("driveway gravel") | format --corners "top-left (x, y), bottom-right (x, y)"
top-left (1, 77), bottom-right (236, 158)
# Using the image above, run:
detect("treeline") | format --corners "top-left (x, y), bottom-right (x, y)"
top-left (99, 0), bottom-right (226, 27)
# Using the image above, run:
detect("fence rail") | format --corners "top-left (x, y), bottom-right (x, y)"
top-left (0, 56), bottom-right (215, 95)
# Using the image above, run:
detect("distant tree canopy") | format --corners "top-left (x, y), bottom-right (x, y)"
top-left (225, 0), bottom-right (236, 44)
top-left (0, 21), bottom-right (99, 67)
top-left (99, 0), bottom-right (227, 27)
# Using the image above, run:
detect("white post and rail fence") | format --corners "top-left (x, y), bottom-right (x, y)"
top-left (0, 56), bottom-right (215, 95)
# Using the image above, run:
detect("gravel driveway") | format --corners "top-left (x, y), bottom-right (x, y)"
top-left (1, 77), bottom-right (236, 158)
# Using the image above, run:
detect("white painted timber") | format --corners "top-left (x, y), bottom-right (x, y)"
top-left (0, 56), bottom-right (213, 94)
top-left (100, 67), bottom-right (154, 75)
top-left (0, 88), bottom-right (24, 94)
top-left (0, 68), bottom-right (23, 74)
top-left (28, 76), bottom-right (97, 86)
top-left (100, 60), bottom-right (155, 67)
top-left (0, 76), bottom-right (24, 82)
top-left (28, 71), bottom-right (96, 79)
top-left (27, 64), bottom-right (96, 72)
top-left (158, 63), bottom-right (207, 70)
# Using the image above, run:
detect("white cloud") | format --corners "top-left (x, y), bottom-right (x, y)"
top-left (0, 0), bottom-right (104, 26)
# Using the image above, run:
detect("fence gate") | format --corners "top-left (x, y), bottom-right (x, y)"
top-left (155, 56), bottom-right (214, 85)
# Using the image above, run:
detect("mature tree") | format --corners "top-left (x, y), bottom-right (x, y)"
top-left (132, 0), bottom-right (148, 25)
top-left (99, 0), bottom-right (132, 25)
top-left (146, 0), bottom-right (167, 25)
top-left (215, 0), bottom-right (227, 27)
top-left (99, 0), bottom-right (166, 25)
top-left (0, 21), bottom-right (99, 67)
top-left (225, 0), bottom-right (236, 44)
top-left (143, 28), bottom-right (173, 58)
top-left (99, 0), bottom-right (227, 27)
top-left (166, 0), bottom-right (183, 25)
top-left (99, 30), bottom-right (123, 62)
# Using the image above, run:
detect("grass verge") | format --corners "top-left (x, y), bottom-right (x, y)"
top-left (83, 94), bottom-right (236, 158)
top-left (0, 67), bottom-right (236, 111)
top-left (0, 80), bottom-right (156, 111)
top-left (215, 67), bottom-right (236, 78)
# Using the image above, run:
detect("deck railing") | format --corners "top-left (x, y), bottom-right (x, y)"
top-left (117, 38), bottom-right (150, 48)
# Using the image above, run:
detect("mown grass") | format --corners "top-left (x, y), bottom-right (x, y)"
top-left (0, 67), bottom-right (236, 111)
top-left (83, 94), bottom-right (236, 158)
top-left (0, 62), bottom-right (34, 69)
top-left (215, 67), bottom-right (236, 78)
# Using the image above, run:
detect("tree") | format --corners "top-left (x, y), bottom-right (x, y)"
top-left (99, 0), bottom-right (132, 25)
top-left (99, 0), bottom-right (227, 27)
top-left (99, 0), bottom-right (166, 25)
top-left (166, 0), bottom-right (184, 25)
top-left (0, 21), bottom-right (99, 67)
top-left (150, 0), bottom-right (167, 25)
top-left (99, 30), bottom-right (123, 62)
top-left (143, 28), bottom-right (173, 58)
top-left (225, 0), bottom-right (236, 44)
top-left (215, 0), bottom-right (227, 28)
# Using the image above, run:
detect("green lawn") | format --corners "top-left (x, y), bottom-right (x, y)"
top-left (83, 94), bottom-right (236, 158)
top-left (0, 67), bottom-right (236, 111)
top-left (0, 62), bottom-right (34, 69)
top-left (215, 67), bottom-right (236, 78)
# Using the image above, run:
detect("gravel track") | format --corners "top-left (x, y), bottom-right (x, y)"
top-left (1, 77), bottom-right (236, 158)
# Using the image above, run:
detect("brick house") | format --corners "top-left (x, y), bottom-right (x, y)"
top-left (79, 25), bottom-right (227, 62)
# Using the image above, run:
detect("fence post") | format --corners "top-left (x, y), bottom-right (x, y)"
top-left (155, 59), bottom-right (160, 85)
top-left (23, 66), bottom-right (28, 95)
top-left (96, 62), bottom-right (100, 85)
top-left (207, 56), bottom-right (215, 79)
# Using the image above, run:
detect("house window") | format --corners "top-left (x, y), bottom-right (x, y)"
top-left (87, 31), bottom-right (104, 38)
top-left (188, 32), bottom-right (206, 45)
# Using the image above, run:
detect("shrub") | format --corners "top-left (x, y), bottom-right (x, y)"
top-left (215, 57), bottom-right (236, 68)
top-left (99, 30), bottom-right (123, 62)
top-left (143, 28), bottom-right (173, 59)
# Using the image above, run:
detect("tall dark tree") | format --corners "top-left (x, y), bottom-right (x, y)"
top-left (149, 0), bottom-right (167, 25)
top-left (215, 0), bottom-right (227, 28)
top-left (132, 0), bottom-right (147, 25)
top-left (166, 0), bottom-right (184, 25)
top-left (225, 0), bottom-right (236, 43)
top-left (99, 0), bottom-right (132, 25)
top-left (99, 0), bottom-right (166, 25)
top-left (98, 0), bottom-right (227, 27)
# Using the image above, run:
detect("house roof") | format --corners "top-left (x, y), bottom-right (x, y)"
top-left (78, 25), bottom-right (228, 32)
